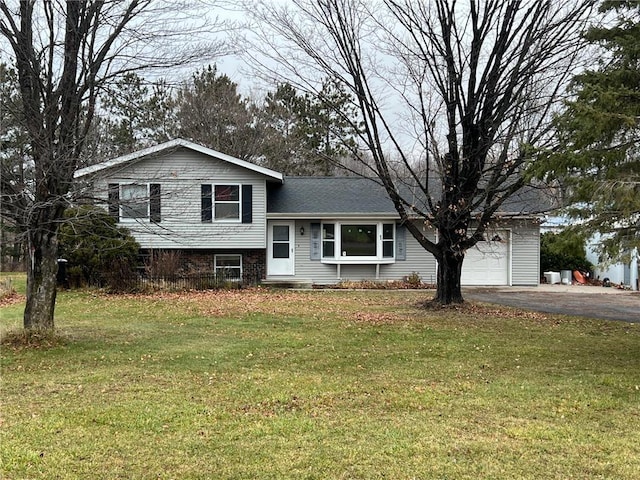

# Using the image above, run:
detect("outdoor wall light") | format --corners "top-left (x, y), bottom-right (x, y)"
top-left (300, 226), bottom-right (305, 236)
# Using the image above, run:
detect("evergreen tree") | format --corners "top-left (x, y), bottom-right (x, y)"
top-left (258, 82), bottom-right (314, 174)
top-left (175, 65), bottom-right (260, 160)
top-left (257, 80), bottom-right (359, 175)
top-left (539, 1), bottom-right (640, 262)
top-left (58, 207), bottom-right (140, 288)
top-left (540, 231), bottom-right (593, 275)
top-left (83, 73), bottom-right (178, 161)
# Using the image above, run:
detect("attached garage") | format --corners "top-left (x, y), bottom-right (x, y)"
top-left (461, 231), bottom-right (510, 286)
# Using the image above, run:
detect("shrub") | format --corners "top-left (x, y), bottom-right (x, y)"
top-left (58, 206), bottom-right (140, 289)
top-left (405, 272), bottom-right (422, 287)
top-left (145, 250), bottom-right (184, 277)
top-left (540, 230), bottom-right (593, 273)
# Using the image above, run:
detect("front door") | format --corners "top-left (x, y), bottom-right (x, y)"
top-left (268, 222), bottom-right (295, 276)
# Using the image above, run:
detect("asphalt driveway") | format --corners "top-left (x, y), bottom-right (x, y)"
top-left (464, 285), bottom-right (640, 323)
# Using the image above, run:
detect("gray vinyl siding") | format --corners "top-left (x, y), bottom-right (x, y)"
top-left (290, 220), bottom-right (437, 285)
top-left (284, 219), bottom-right (538, 286)
top-left (510, 220), bottom-right (540, 285)
top-left (89, 148), bottom-right (268, 249)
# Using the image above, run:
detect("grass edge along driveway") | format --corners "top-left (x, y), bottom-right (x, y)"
top-left (2, 288), bottom-right (639, 479)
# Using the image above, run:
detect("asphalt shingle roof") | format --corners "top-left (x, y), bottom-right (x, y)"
top-left (268, 177), bottom-right (397, 215)
top-left (267, 176), bottom-right (556, 216)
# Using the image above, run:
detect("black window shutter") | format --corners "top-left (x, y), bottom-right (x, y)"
top-left (310, 222), bottom-right (321, 261)
top-left (242, 185), bottom-right (252, 224)
top-left (108, 183), bottom-right (119, 219)
top-left (396, 224), bottom-right (407, 261)
top-left (150, 183), bottom-right (161, 223)
top-left (201, 185), bottom-right (212, 223)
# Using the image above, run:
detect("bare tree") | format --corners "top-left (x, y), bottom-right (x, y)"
top-left (245, 0), bottom-right (594, 304)
top-left (0, 0), bottom-right (225, 330)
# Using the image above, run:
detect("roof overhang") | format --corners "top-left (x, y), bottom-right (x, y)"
top-left (267, 213), bottom-right (542, 221)
top-left (267, 213), bottom-right (400, 220)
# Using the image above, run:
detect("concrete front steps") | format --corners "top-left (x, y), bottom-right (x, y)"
top-left (261, 278), bottom-right (313, 289)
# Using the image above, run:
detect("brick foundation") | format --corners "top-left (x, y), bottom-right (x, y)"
top-left (140, 248), bottom-right (266, 285)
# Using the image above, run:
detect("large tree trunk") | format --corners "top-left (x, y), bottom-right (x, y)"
top-left (24, 226), bottom-right (59, 331)
top-left (434, 249), bottom-right (465, 305)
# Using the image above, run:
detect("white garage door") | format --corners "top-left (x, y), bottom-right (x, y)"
top-left (461, 231), bottom-right (510, 286)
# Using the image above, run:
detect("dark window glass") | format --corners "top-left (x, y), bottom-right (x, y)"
top-left (273, 225), bottom-right (289, 242)
top-left (215, 185), bottom-right (239, 201)
top-left (322, 223), bottom-right (335, 257)
top-left (121, 184), bottom-right (147, 219)
top-left (323, 224), bottom-right (335, 240)
top-left (215, 254), bottom-right (242, 280)
top-left (341, 224), bottom-right (376, 256)
top-left (273, 243), bottom-right (289, 258)
top-left (150, 184), bottom-right (161, 223)
top-left (215, 203), bottom-right (240, 219)
top-left (383, 223), bottom-right (394, 258)
top-left (323, 241), bottom-right (335, 257)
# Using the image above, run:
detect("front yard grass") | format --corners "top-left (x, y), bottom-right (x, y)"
top-left (1, 287), bottom-right (639, 479)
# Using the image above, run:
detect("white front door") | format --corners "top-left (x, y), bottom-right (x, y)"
top-left (268, 222), bottom-right (295, 276)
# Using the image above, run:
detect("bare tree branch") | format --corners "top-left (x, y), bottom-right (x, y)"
top-left (242, 0), bottom-right (594, 303)
top-left (0, 0), bottom-right (228, 329)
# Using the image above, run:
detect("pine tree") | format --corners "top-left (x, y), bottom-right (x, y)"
top-left (175, 65), bottom-right (260, 160)
top-left (544, 1), bottom-right (640, 262)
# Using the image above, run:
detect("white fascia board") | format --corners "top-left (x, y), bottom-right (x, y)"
top-left (267, 212), bottom-right (540, 221)
top-left (267, 213), bottom-right (400, 220)
top-left (74, 138), bottom-right (284, 182)
top-left (496, 213), bottom-right (544, 220)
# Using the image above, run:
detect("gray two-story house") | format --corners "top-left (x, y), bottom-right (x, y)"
top-left (75, 138), bottom-right (542, 286)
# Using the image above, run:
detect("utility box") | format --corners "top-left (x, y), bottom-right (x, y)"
top-left (544, 271), bottom-right (561, 284)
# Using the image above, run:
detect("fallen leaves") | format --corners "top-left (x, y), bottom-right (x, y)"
top-left (0, 328), bottom-right (67, 351)
top-left (417, 299), bottom-right (549, 321)
top-left (0, 292), bottom-right (24, 308)
top-left (351, 311), bottom-right (407, 325)
top-left (95, 288), bottom-right (552, 328)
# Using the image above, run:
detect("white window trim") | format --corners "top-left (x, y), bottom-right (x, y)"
top-left (320, 221), bottom-right (396, 264)
top-left (214, 254), bottom-right (243, 281)
top-left (119, 183), bottom-right (149, 222)
top-left (213, 183), bottom-right (242, 223)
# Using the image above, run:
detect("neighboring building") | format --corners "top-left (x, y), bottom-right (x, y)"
top-left (74, 139), bottom-right (543, 287)
top-left (542, 215), bottom-right (639, 290)
top-left (586, 234), bottom-right (639, 290)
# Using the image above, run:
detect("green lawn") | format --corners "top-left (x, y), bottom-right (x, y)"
top-left (1, 285), bottom-right (639, 479)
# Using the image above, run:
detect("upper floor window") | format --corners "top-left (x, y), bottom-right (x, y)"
top-left (109, 183), bottom-right (161, 222)
top-left (215, 185), bottom-right (240, 220)
top-left (121, 184), bottom-right (148, 219)
top-left (202, 184), bottom-right (252, 223)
